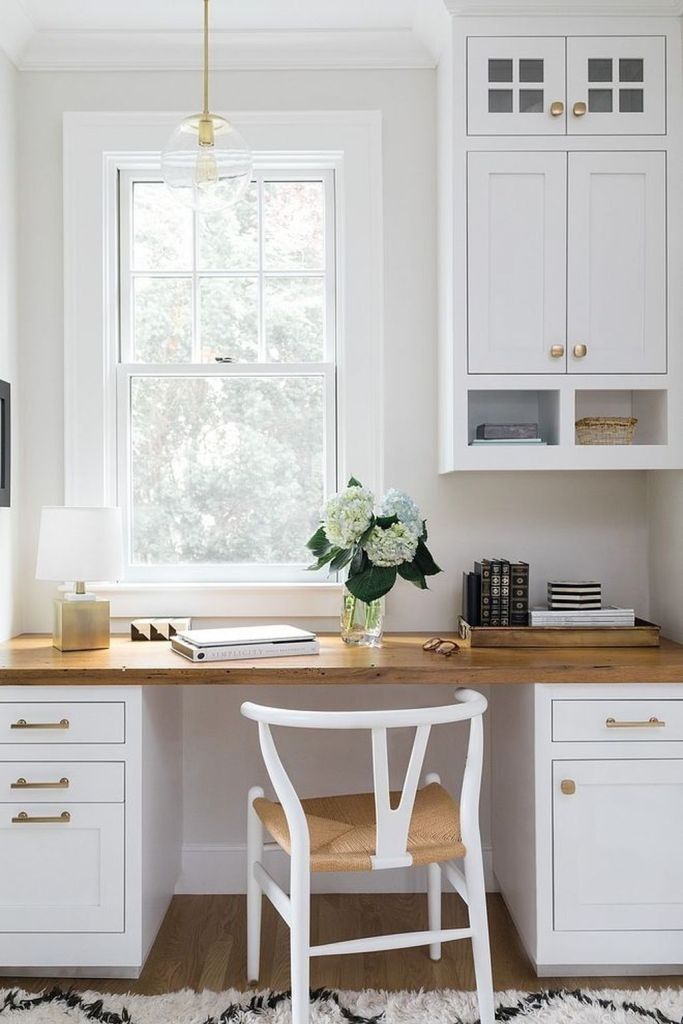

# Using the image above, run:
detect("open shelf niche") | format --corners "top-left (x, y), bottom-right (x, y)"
top-left (574, 390), bottom-right (668, 446)
top-left (468, 389), bottom-right (560, 446)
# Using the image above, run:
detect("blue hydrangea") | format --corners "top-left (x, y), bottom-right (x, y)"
top-left (377, 488), bottom-right (423, 537)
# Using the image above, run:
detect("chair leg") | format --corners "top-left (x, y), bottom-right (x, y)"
top-left (463, 843), bottom-right (495, 1024)
top-left (428, 862), bottom-right (442, 961)
top-left (290, 851), bottom-right (311, 1024)
top-left (247, 785), bottom-right (264, 984)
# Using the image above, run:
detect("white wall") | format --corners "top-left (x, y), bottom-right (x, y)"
top-left (647, 472), bottom-right (683, 642)
top-left (0, 51), bottom-right (19, 642)
top-left (17, 67), bottom-right (652, 890)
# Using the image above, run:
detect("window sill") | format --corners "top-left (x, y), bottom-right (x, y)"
top-left (66, 582), bottom-right (343, 621)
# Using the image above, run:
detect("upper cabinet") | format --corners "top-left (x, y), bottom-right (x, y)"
top-left (468, 37), bottom-right (567, 135)
top-left (467, 35), bottom-right (666, 136)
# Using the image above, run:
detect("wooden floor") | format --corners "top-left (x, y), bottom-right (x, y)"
top-left (4, 894), bottom-right (681, 995)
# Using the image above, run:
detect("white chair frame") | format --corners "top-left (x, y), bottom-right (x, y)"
top-left (241, 688), bottom-right (493, 1024)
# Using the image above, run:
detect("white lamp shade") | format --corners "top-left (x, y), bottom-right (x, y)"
top-left (36, 506), bottom-right (123, 583)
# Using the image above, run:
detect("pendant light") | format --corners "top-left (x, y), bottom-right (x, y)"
top-left (162, 0), bottom-right (252, 212)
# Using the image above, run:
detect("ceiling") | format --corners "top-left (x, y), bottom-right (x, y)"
top-left (19, 0), bottom-right (418, 34)
top-left (2, 0), bottom-right (682, 71)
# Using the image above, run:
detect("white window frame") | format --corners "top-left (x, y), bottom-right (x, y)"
top-left (63, 112), bottom-right (383, 618)
top-left (117, 166), bottom-right (337, 583)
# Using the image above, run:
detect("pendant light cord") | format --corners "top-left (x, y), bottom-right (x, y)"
top-left (203, 0), bottom-right (210, 116)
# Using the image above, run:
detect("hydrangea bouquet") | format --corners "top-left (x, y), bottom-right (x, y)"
top-left (307, 478), bottom-right (441, 644)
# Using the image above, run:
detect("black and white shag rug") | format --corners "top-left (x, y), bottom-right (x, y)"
top-left (1, 988), bottom-right (683, 1024)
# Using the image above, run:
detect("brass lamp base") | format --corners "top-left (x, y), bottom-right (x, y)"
top-left (53, 598), bottom-right (111, 652)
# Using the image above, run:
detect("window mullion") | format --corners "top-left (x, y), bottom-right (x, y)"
top-left (192, 209), bottom-right (201, 363)
top-left (257, 176), bottom-right (267, 362)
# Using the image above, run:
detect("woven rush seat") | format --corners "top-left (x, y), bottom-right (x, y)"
top-left (253, 781), bottom-right (465, 872)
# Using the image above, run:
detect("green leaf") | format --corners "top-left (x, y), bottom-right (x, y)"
top-left (307, 547), bottom-right (341, 571)
top-left (358, 520), bottom-right (376, 546)
top-left (414, 538), bottom-right (442, 577)
top-left (345, 565), bottom-right (397, 602)
top-left (349, 545), bottom-right (367, 577)
top-left (306, 525), bottom-right (330, 556)
top-left (347, 476), bottom-right (363, 488)
top-left (374, 514), bottom-right (399, 529)
top-left (398, 561), bottom-right (428, 589)
top-left (330, 547), bottom-right (354, 572)
top-left (421, 520), bottom-right (428, 541)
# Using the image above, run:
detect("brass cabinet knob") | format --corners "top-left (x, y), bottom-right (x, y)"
top-left (573, 343), bottom-right (588, 358)
top-left (550, 101), bottom-right (565, 117)
top-left (573, 101), bottom-right (587, 117)
top-left (550, 344), bottom-right (565, 358)
top-left (560, 779), bottom-right (576, 795)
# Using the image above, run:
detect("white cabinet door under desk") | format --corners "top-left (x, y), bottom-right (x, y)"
top-left (0, 685), bottom-right (182, 978)
top-left (491, 682), bottom-right (683, 975)
top-left (0, 803), bottom-right (124, 933)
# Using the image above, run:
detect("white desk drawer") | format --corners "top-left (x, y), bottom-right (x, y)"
top-left (0, 802), bottom-right (124, 933)
top-left (552, 699), bottom-right (683, 742)
top-left (0, 762), bottom-right (124, 803)
top-left (0, 702), bottom-right (125, 744)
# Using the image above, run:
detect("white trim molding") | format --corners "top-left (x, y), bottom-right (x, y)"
top-left (19, 28), bottom-right (434, 72)
top-left (63, 110), bottom-right (383, 618)
top-left (441, 0), bottom-right (683, 12)
top-left (0, 0), bottom-right (34, 67)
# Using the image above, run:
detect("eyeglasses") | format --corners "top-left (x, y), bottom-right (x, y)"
top-left (422, 637), bottom-right (459, 657)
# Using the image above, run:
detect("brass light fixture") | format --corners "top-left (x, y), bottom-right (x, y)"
top-left (162, 0), bottom-right (252, 212)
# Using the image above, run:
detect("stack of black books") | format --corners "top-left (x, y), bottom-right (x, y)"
top-left (462, 559), bottom-right (530, 627)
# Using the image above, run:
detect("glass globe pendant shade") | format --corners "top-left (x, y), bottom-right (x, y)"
top-left (162, 113), bottom-right (253, 213)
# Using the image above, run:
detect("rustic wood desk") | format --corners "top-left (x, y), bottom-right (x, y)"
top-left (2, 633), bottom-right (683, 981)
top-left (2, 632), bottom-right (683, 685)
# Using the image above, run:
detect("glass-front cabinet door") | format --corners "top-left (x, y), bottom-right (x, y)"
top-left (467, 37), bottom-right (566, 135)
top-left (566, 36), bottom-right (666, 135)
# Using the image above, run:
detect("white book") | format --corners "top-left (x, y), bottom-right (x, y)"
top-left (171, 636), bottom-right (320, 662)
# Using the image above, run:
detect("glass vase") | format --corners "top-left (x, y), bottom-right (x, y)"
top-left (341, 587), bottom-right (384, 646)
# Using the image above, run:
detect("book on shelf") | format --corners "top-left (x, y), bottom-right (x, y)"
top-left (475, 423), bottom-right (539, 440)
top-left (470, 438), bottom-right (547, 446)
top-left (490, 558), bottom-right (502, 626)
top-left (530, 607), bottom-right (635, 627)
top-left (474, 559), bottom-right (492, 625)
top-left (510, 561), bottom-right (530, 626)
top-left (462, 571), bottom-right (482, 627)
top-left (498, 558), bottom-right (511, 626)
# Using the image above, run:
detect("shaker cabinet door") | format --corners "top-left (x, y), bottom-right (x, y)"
top-left (567, 151), bottom-right (666, 374)
top-left (467, 37), bottom-right (567, 136)
top-left (567, 36), bottom-right (665, 135)
top-left (553, 760), bottom-right (683, 931)
top-left (468, 152), bottom-right (567, 374)
top-left (0, 802), bottom-right (124, 933)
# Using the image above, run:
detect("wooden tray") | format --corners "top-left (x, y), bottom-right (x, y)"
top-left (458, 616), bottom-right (661, 648)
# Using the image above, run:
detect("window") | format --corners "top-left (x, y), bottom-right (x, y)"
top-left (117, 169), bottom-right (337, 582)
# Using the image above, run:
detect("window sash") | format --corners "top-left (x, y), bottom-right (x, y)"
top-left (116, 165), bottom-right (338, 582)
top-left (118, 168), bottom-right (337, 367)
top-left (116, 362), bottom-right (337, 582)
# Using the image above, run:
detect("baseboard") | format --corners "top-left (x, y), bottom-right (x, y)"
top-left (177, 843), bottom-right (497, 895)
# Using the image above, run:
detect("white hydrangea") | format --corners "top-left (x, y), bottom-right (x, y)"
top-left (363, 522), bottom-right (419, 567)
top-left (377, 488), bottom-right (423, 537)
top-left (323, 486), bottom-right (375, 548)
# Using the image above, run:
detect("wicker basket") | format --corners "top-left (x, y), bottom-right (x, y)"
top-left (575, 416), bottom-right (638, 445)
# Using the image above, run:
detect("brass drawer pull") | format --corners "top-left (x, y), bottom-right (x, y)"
top-left (10, 718), bottom-right (70, 730)
top-left (12, 811), bottom-right (71, 824)
top-left (11, 777), bottom-right (70, 790)
top-left (550, 100), bottom-right (565, 117)
top-left (550, 344), bottom-right (565, 358)
top-left (605, 716), bottom-right (665, 729)
top-left (560, 779), bottom-right (576, 795)
top-left (573, 101), bottom-right (587, 117)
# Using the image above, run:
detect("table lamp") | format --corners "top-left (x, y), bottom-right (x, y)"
top-left (36, 506), bottom-right (123, 651)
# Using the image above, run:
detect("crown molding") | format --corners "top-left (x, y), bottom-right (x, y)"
top-left (19, 28), bottom-right (435, 72)
top-left (441, 0), bottom-right (683, 13)
top-left (0, 0), bottom-right (35, 66)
